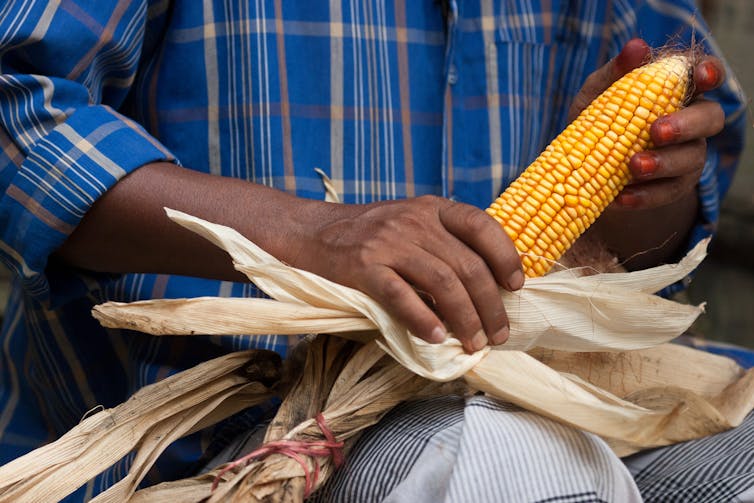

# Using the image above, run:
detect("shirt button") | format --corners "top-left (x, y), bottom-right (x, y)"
top-left (448, 64), bottom-right (458, 85)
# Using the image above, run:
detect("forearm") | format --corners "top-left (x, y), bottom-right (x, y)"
top-left (53, 162), bottom-right (340, 281)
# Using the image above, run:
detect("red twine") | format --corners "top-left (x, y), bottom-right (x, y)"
top-left (211, 413), bottom-right (344, 497)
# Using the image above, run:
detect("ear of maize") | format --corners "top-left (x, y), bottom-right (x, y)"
top-left (486, 55), bottom-right (692, 277)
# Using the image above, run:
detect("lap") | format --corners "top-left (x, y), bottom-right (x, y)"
top-left (313, 395), bottom-right (641, 503)
top-left (210, 394), bottom-right (754, 502)
top-left (624, 410), bottom-right (754, 502)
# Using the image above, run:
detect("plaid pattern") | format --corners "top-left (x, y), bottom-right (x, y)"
top-left (0, 0), bottom-right (747, 498)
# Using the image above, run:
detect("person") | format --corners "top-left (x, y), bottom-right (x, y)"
top-left (0, 0), bottom-right (747, 500)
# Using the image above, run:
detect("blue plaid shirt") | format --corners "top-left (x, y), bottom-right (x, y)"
top-left (0, 0), bottom-right (746, 497)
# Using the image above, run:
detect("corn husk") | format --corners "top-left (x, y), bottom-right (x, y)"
top-left (94, 208), bottom-right (706, 361)
top-left (129, 337), bottom-right (453, 502)
top-left (5, 207), bottom-right (752, 502)
top-left (211, 338), bottom-right (451, 502)
top-left (91, 209), bottom-right (753, 456)
top-left (0, 350), bottom-right (280, 503)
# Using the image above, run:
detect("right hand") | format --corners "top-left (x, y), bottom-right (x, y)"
top-left (290, 195), bottom-right (524, 353)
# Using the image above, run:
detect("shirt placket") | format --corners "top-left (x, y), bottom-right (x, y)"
top-left (441, 0), bottom-right (459, 201)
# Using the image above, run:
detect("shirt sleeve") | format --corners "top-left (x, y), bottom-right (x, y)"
top-left (0, 1), bottom-right (177, 307)
top-left (609, 0), bottom-right (748, 295)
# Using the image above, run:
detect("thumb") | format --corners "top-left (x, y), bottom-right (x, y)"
top-left (567, 38), bottom-right (651, 122)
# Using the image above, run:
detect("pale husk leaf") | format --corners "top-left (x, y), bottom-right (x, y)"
top-left (0, 351), bottom-right (278, 503)
top-left (91, 210), bottom-right (749, 455)
top-left (93, 209), bottom-right (704, 381)
top-left (93, 297), bottom-right (374, 336)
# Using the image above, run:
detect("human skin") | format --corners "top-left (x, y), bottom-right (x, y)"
top-left (54, 39), bottom-right (726, 353)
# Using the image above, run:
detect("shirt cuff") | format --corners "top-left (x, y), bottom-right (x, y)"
top-left (0, 105), bottom-right (176, 307)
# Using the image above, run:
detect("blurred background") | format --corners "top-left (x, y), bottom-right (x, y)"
top-left (683, 0), bottom-right (754, 346)
top-left (0, 0), bottom-right (751, 345)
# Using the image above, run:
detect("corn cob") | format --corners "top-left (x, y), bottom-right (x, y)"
top-left (486, 54), bottom-right (692, 277)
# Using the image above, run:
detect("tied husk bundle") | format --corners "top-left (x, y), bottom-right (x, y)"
top-left (3, 208), bottom-right (754, 502)
top-left (131, 337), bottom-right (456, 503)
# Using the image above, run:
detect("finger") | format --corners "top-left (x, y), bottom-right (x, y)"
top-left (437, 203), bottom-right (520, 345)
top-left (628, 138), bottom-right (706, 182)
top-left (568, 38), bottom-right (651, 121)
top-left (360, 265), bottom-right (448, 345)
top-left (615, 177), bottom-right (697, 210)
top-left (438, 202), bottom-right (524, 291)
top-left (616, 171), bottom-right (700, 211)
top-left (392, 248), bottom-right (488, 353)
top-left (416, 226), bottom-right (512, 346)
top-left (650, 98), bottom-right (725, 147)
top-left (693, 56), bottom-right (726, 94)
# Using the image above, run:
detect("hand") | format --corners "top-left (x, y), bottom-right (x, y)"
top-left (289, 195), bottom-right (524, 353)
top-left (622, 53), bottom-right (725, 210)
top-left (568, 38), bottom-right (726, 268)
top-left (570, 39), bottom-right (725, 209)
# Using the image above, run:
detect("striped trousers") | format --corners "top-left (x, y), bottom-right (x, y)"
top-left (212, 394), bottom-right (754, 502)
top-left (312, 395), bottom-right (754, 502)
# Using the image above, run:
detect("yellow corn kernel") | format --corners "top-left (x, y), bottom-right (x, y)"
top-left (486, 54), bottom-right (691, 277)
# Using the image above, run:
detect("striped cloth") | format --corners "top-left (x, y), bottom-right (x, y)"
top-left (312, 395), bottom-right (643, 502)
top-left (307, 395), bottom-right (754, 502)
top-left (0, 0), bottom-right (747, 499)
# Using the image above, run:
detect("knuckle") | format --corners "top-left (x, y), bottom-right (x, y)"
top-left (493, 306), bottom-right (508, 327)
top-left (415, 194), bottom-right (444, 209)
top-left (500, 245), bottom-right (523, 267)
top-left (686, 140), bottom-right (707, 174)
top-left (457, 256), bottom-right (487, 282)
top-left (692, 137), bottom-right (707, 155)
top-left (377, 274), bottom-right (409, 303)
top-left (431, 264), bottom-right (458, 290)
top-left (450, 312), bottom-right (482, 341)
top-left (462, 208), bottom-right (493, 234)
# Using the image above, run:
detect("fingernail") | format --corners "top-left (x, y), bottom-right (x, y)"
top-left (471, 330), bottom-right (487, 352)
top-left (698, 60), bottom-right (720, 88)
top-left (632, 153), bottom-right (657, 178)
top-left (430, 326), bottom-right (447, 343)
top-left (489, 326), bottom-right (510, 346)
top-left (654, 118), bottom-right (679, 144)
top-left (616, 191), bottom-right (640, 208)
top-left (506, 269), bottom-right (525, 290)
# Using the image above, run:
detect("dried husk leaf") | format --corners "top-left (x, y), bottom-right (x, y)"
top-left (135, 339), bottom-right (452, 503)
top-left (529, 343), bottom-right (744, 399)
top-left (129, 475), bottom-right (217, 503)
top-left (0, 351), bottom-right (280, 503)
top-left (90, 209), bottom-right (744, 457)
top-left (92, 297), bottom-right (374, 336)
top-left (93, 209), bottom-right (706, 373)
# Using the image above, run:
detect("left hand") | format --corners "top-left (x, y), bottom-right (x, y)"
top-left (566, 38), bottom-right (726, 269)
top-left (569, 38), bottom-right (726, 210)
